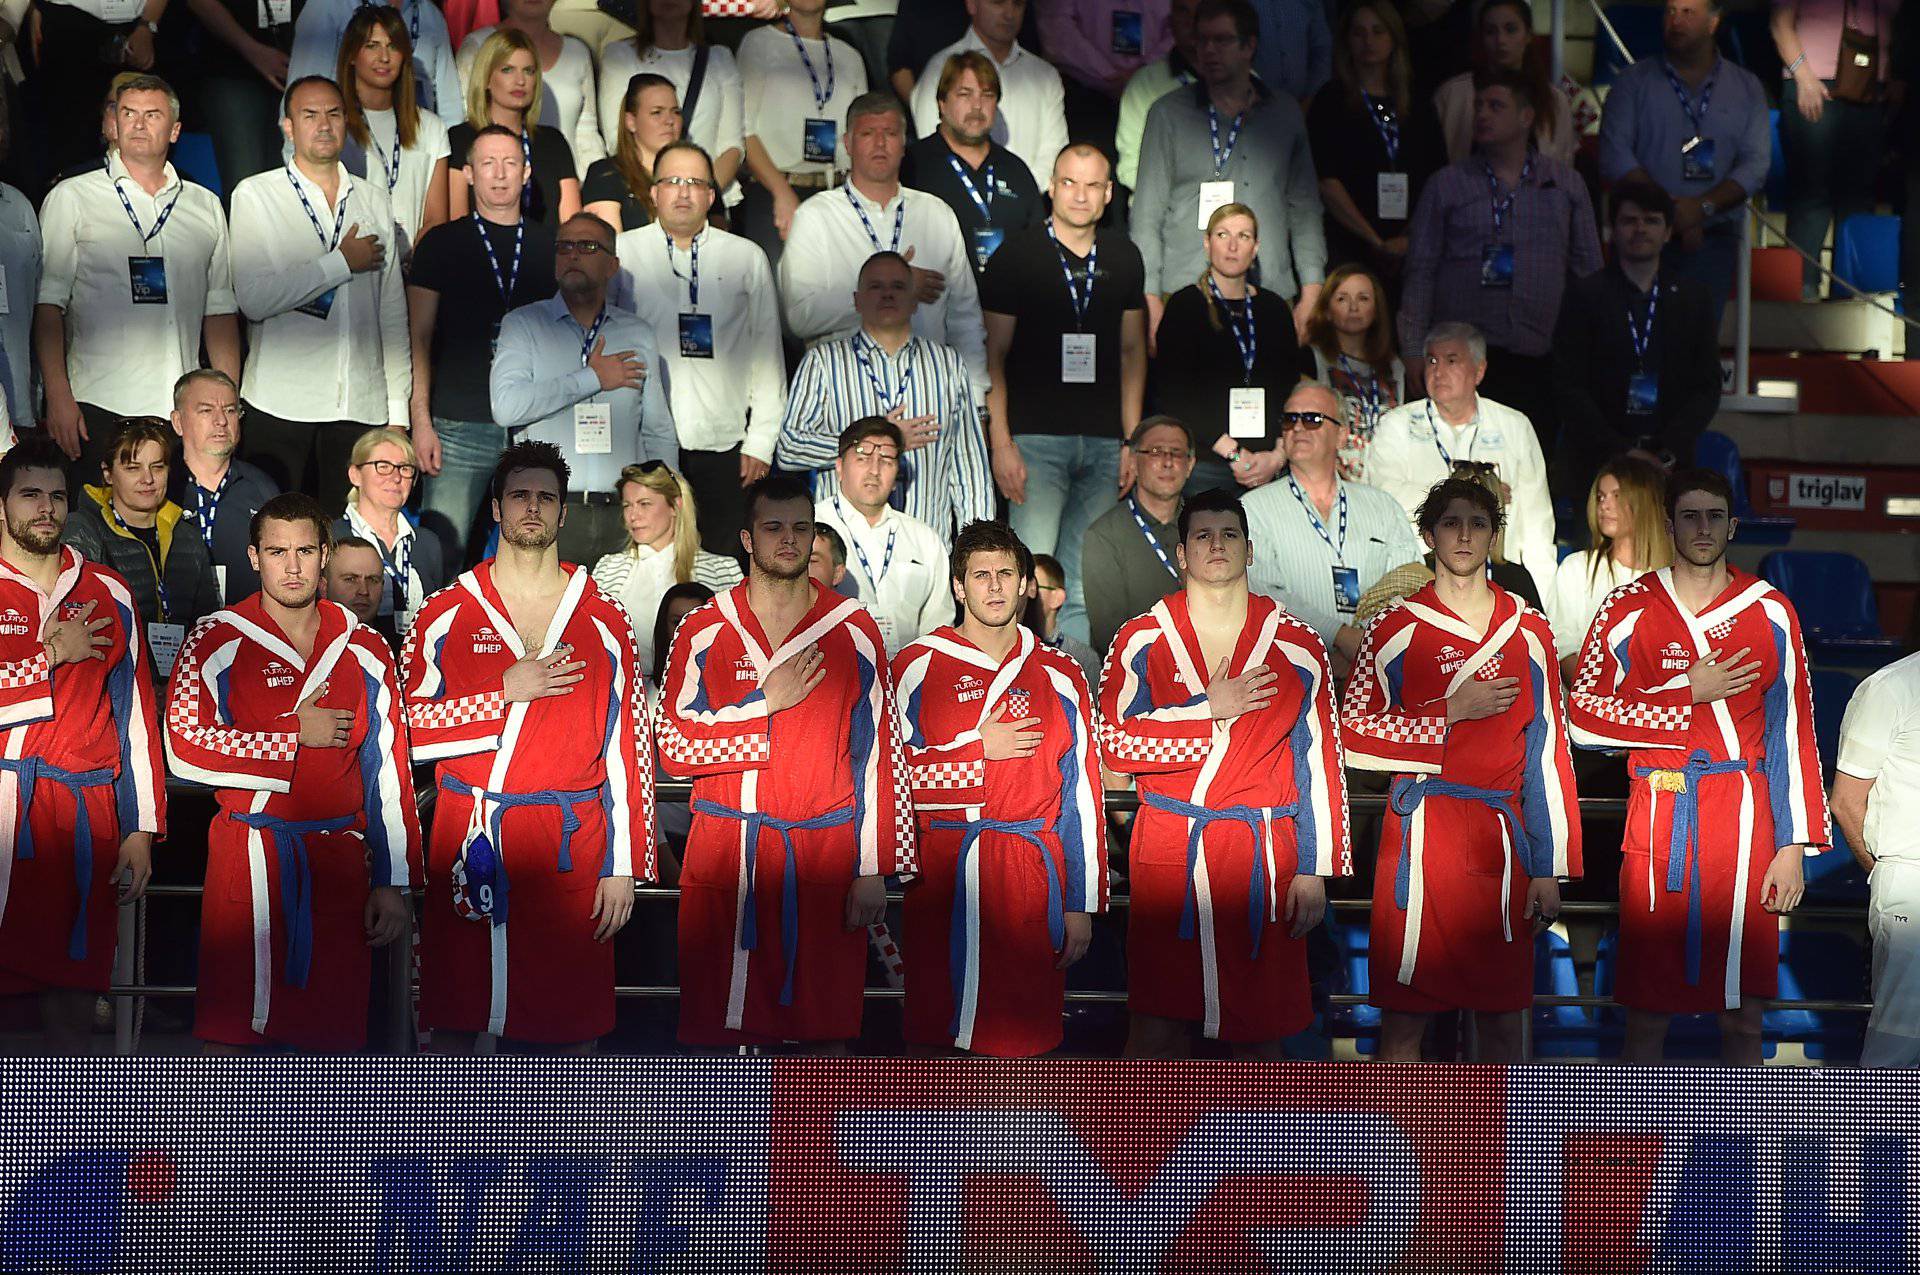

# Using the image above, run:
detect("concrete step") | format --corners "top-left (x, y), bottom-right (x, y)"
top-left (1737, 298), bottom-right (1908, 358)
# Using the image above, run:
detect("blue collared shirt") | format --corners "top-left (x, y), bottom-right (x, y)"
top-left (1597, 55), bottom-right (1771, 222)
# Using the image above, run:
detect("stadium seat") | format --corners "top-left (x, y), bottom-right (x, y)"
top-left (1593, 3), bottom-right (1664, 87)
top-left (1765, 109), bottom-right (1787, 210)
top-left (1806, 827), bottom-right (1869, 904)
top-left (1327, 918), bottom-right (1379, 1055)
top-left (171, 131), bottom-right (223, 200)
top-left (1811, 667), bottom-right (1859, 773)
top-left (1694, 431), bottom-right (1794, 544)
top-left (1532, 927), bottom-right (1599, 1057)
top-left (1758, 550), bottom-right (1902, 661)
top-left (1766, 929), bottom-right (1868, 1061)
top-left (1833, 213), bottom-right (1902, 298)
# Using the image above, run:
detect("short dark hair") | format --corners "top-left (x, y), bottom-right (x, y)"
top-left (653, 137), bottom-right (715, 183)
top-left (0, 437), bottom-right (71, 502)
top-left (846, 88), bottom-right (907, 131)
top-left (1416, 477), bottom-right (1505, 536)
top-left (1178, 487), bottom-right (1250, 542)
top-left (948, 519), bottom-right (1031, 585)
top-left (1609, 177), bottom-right (1675, 225)
top-left (105, 417), bottom-right (174, 471)
top-left (1194, 0), bottom-right (1259, 43)
top-left (468, 121), bottom-right (523, 152)
top-left (282, 74), bottom-right (344, 118)
top-left (1472, 65), bottom-right (1536, 115)
top-left (744, 473), bottom-right (814, 525)
top-left (563, 210), bottom-right (616, 249)
top-left (1665, 467), bottom-right (1735, 521)
top-left (837, 416), bottom-right (904, 457)
top-left (491, 439), bottom-right (571, 504)
top-left (812, 522), bottom-right (847, 566)
top-left (331, 533), bottom-right (379, 557)
top-left (1132, 415), bottom-right (1196, 453)
top-left (250, 492), bottom-right (334, 550)
top-left (857, 250), bottom-right (912, 283)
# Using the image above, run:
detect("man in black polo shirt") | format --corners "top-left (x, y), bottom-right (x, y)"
top-left (1552, 178), bottom-right (1721, 492)
top-left (405, 125), bottom-right (557, 566)
top-left (982, 140), bottom-right (1148, 645)
top-left (901, 48), bottom-right (1042, 279)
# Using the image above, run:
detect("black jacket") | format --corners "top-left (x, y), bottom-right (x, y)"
top-left (60, 487), bottom-right (224, 633)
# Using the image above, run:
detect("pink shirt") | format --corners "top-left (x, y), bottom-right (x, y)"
top-left (1774, 0), bottom-right (1889, 81)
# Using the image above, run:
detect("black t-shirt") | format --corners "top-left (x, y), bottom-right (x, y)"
top-left (447, 123), bottom-right (578, 231)
top-left (901, 134), bottom-right (1042, 277)
top-left (979, 223), bottom-right (1147, 438)
top-left (1150, 284), bottom-right (1303, 453)
top-left (408, 215), bottom-right (559, 421)
top-left (580, 157), bottom-right (655, 231)
top-left (1305, 87), bottom-right (1445, 270)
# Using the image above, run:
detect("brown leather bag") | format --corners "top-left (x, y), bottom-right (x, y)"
top-left (1834, 0), bottom-right (1882, 103)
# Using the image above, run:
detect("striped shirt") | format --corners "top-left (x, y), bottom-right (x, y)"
top-left (775, 330), bottom-right (992, 544)
top-left (1242, 470), bottom-right (1422, 645)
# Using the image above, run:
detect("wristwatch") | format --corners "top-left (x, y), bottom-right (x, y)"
top-left (1698, 197), bottom-right (1719, 219)
top-left (143, 18), bottom-right (159, 32)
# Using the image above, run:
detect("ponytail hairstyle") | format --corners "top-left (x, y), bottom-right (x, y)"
top-left (1196, 201), bottom-right (1260, 334)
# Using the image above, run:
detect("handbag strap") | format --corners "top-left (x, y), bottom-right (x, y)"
top-left (682, 42), bottom-right (711, 129)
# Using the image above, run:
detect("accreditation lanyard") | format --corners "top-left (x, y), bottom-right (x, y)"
top-left (1627, 283), bottom-right (1658, 371)
top-left (1047, 220), bottom-right (1097, 330)
top-left (368, 129), bottom-right (404, 194)
top-left (946, 153), bottom-right (996, 222)
top-left (1426, 400), bottom-right (1477, 468)
top-left (1485, 155), bottom-right (1532, 238)
top-left (852, 332), bottom-right (916, 414)
top-left (1207, 276), bottom-right (1257, 383)
top-left (380, 529), bottom-right (414, 612)
top-left (786, 18), bottom-right (834, 109)
top-left (476, 214), bottom-right (524, 303)
top-left (1338, 353), bottom-right (1384, 420)
top-left (847, 183), bottom-right (905, 253)
top-left (1288, 474), bottom-right (1348, 563)
top-left (289, 168), bottom-right (350, 251)
top-left (109, 507), bottom-right (170, 623)
top-left (836, 497), bottom-right (896, 585)
top-left (188, 472), bottom-right (230, 545)
top-left (666, 231), bottom-right (700, 309)
top-left (404, 0), bottom-right (419, 42)
top-left (518, 129), bottom-right (535, 209)
top-left (1128, 496), bottom-right (1179, 580)
top-left (113, 169), bottom-right (183, 246)
top-left (1361, 92), bottom-right (1400, 167)
top-left (1661, 58), bottom-right (1716, 139)
top-left (1206, 103), bottom-right (1245, 176)
top-left (577, 307), bottom-right (609, 367)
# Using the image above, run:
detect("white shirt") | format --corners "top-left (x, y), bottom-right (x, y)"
top-left (343, 499), bottom-right (426, 634)
top-left (43, 0), bottom-right (146, 21)
top-left (229, 163), bottom-right (411, 426)
top-left (613, 222), bottom-right (786, 461)
top-left (910, 28), bottom-right (1069, 186)
top-left (0, 182), bottom-right (39, 426)
top-left (778, 182), bottom-right (988, 394)
top-left (457, 29), bottom-right (606, 167)
top-left (36, 155), bottom-right (236, 418)
top-left (359, 107), bottom-right (451, 258)
top-left (597, 41), bottom-right (745, 198)
top-left (737, 23), bottom-right (869, 176)
top-left (1546, 550), bottom-right (1646, 660)
top-left (590, 543), bottom-right (743, 672)
top-left (1367, 394), bottom-right (1558, 603)
top-left (811, 495), bottom-right (951, 652)
top-left (289, 0), bottom-right (463, 122)
top-left (1840, 652), bottom-right (1920, 863)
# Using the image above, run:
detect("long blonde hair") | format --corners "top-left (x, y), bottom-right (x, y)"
top-left (1197, 202), bottom-right (1259, 333)
top-left (619, 462), bottom-right (699, 583)
top-left (1585, 456), bottom-right (1673, 585)
top-left (466, 27), bottom-right (543, 131)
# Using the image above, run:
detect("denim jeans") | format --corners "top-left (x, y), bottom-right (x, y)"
top-left (1779, 83), bottom-right (1886, 297)
top-left (422, 417), bottom-right (506, 568)
top-left (1005, 433), bottom-right (1120, 645)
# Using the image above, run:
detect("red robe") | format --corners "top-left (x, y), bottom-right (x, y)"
top-left (0, 548), bottom-right (166, 993)
top-left (402, 562), bottom-right (656, 1043)
top-left (1569, 567), bottom-right (1829, 1012)
top-left (1340, 584), bottom-right (1582, 1013)
top-left (1098, 592), bottom-right (1351, 1042)
top-left (892, 626), bottom-right (1106, 1055)
top-left (165, 598), bottom-right (422, 1049)
top-left (655, 579), bottom-right (915, 1046)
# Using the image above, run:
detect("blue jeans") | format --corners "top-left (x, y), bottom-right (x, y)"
top-left (1006, 434), bottom-right (1119, 645)
top-left (422, 417), bottom-right (505, 567)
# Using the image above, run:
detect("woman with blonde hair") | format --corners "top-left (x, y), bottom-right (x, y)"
top-left (1546, 455), bottom-right (1673, 678)
top-left (456, 0), bottom-right (605, 168)
top-left (1299, 263), bottom-right (1405, 480)
top-left (591, 461), bottom-right (744, 671)
top-left (596, 0), bottom-right (744, 204)
top-left (447, 26), bottom-right (582, 226)
top-left (339, 5), bottom-right (452, 257)
top-left (582, 73), bottom-right (684, 231)
top-left (333, 427), bottom-right (448, 639)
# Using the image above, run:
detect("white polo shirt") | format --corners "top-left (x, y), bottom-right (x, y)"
top-left (737, 22), bottom-right (869, 177)
top-left (0, 181), bottom-right (39, 426)
top-left (909, 28), bottom-right (1069, 186)
top-left (36, 155), bottom-right (236, 417)
top-left (1840, 652), bottom-right (1920, 864)
top-left (229, 162), bottom-right (411, 427)
top-left (811, 494), bottom-right (952, 653)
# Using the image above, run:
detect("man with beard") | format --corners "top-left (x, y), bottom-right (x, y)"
top-left (1569, 469), bottom-right (1828, 1065)
top-left (0, 436), bottom-right (166, 1052)
top-left (655, 473), bottom-right (915, 1048)
top-left (902, 51), bottom-right (1043, 279)
top-left (403, 441), bottom-right (657, 1050)
top-left (167, 369), bottom-right (282, 605)
top-left (164, 494), bottom-right (420, 1052)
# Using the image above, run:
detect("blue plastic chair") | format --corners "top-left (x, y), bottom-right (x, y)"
top-left (1327, 918), bottom-right (1379, 1055)
top-left (1758, 550), bottom-right (1902, 661)
top-left (1811, 667), bottom-right (1859, 773)
top-left (1694, 430), bottom-right (1795, 544)
top-left (1833, 213), bottom-right (1902, 297)
top-left (170, 131), bottom-right (223, 200)
top-left (1766, 109), bottom-right (1787, 209)
top-left (1593, 3), bottom-right (1666, 87)
top-left (1806, 827), bottom-right (1870, 903)
top-left (1766, 929), bottom-right (1868, 1061)
top-left (1532, 928), bottom-right (1599, 1057)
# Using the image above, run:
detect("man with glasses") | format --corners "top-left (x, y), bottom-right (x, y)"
top-left (166, 369), bottom-right (281, 605)
top-left (809, 417), bottom-right (952, 651)
top-left (492, 212), bottom-right (677, 566)
top-left (1243, 383), bottom-right (1422, 679)
top-left (1080, 416), bottom-right (1191, 657)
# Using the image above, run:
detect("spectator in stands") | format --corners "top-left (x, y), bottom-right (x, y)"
top-left (334, 426), bottom-right (446, 640)
top-left (1248, 0), bottom-right (1333, 102)
top-left (1117, 0), bottom-right (1199, 191)
top-left (1368, 321), bottom-right (1557, 600)
top-left (737, 0), bottom-right (868, 260)
top-left (809, 521), bottom-right (856, 593)
top-left (408, 126), bottom-right (554, 564)
top-left (1400, 67), bottom-right (1601, 463)
top-left (596, 0), bottom-right (745, 205)
top-left (60, 416), bottom-right (223, 679)
top-left (1133, 0), bottom-right (1325, 349)
top-left (1152, 202), bottom-right (1303, 493)
top-left (456, 0), bottom-right (605, 170)
top-left (0, 108), bottom-right (33, 437)
top-left (167, 369), bottom-right (280, 604)
top-left (886, 0), bottom-right (1041, 102)
top-left (1039, 1), bottom-right (1173, 103)
top-left (1597, 0), bottom-right (1769, 328)
top-left (29, 0), bottom-right (169, 180)
top-left (1300, 263), bottom-right (1405, 482)
top-left (781, 92), bottom-right (987, 394)
top-left (614, 140), bottom-right (784, 558)
top-left (779, 251), bottom-right (991, 543)
top-left (324, 533), bottom-right (387, 629)
top-left (1309, 1), bottom-right (1446, 284)
top-left (1553, 181), bottom-right (1723, 493)
top-left (1080, 416), bottom-right (1191, 655)
top-left (1244, 381), bottom-right (1421, 675)
top-left (448, 28), bottom-right (581, 228)
top-left (984, 142), bottom-right (1147, 644)
top-left (230, 77), bottom-right (410, 511)
top-left (35, 75), bottom-right (241, 474)
top-left (1431, 0), bottom-right (1575, 163)
top-left (908, 0), bottom-right (1068, 184)
top-left (648, 579), bottom-right (715, 693)
top-left (339, 6), bottom-right (453, 258)
top-left (1545, 455), bottom-right (1671, 678)
top-left (291, 0), bottom-right (461, 118)
top-left (1773, 0), bottom-right (1890, 300)
top-left (1024, 551), bottom-right (1101, 682)
top-left (810, 417), bottom-right (953, 650)
top-left (582, 74), bottom-right (682, 233)
top-left (492, 211), bottom-right (677, 564)
top-left (901, 51), bottom-right (1043, 280)
top-left (193, 0), bottom-right (306, 192)
top-left (590, 461), bottom-right (744, 671)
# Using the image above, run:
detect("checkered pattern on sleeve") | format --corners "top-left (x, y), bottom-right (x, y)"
top-left (1095, 717), bottom-right (1214, 765)
top-left (0, 650), bottom-right (49, 693)
top-left (912, 758), bottom-right (986, 792)
top-left (166, 666), bottom-right (299, 765)
top-left (652, 704), bottom-right (773, 769)
top-left (407, 690), bottom-right (506, 734)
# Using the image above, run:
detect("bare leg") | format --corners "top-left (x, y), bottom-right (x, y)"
top-left (426, 1029), bottom-right (481, 1055)
top-left (1472, 1010), bottom-right (1526, 1064)
top-left (1124, 1013), bottom-right (1191, 1059)
top-left (1621, 1009), bottom-right (1670, 1064)
top-left (1229, 1038), bottom-right (1286, 1062)
top-left (1377, 1010), bottom-right (1430, 1062)
top-left (1718, 1002), bottom-right (1766, 1066)
top-left (39, 991), bottom-right (97, 1055)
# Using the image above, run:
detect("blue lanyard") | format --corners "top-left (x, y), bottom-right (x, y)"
top-left (835, 498), bottom-right (896, 585)
top-left (107, 505), bottom-right (170, 622)
top-left (1361, 92), bottom-right (1400, 168)
top-left (404, 0), bottom-right (420, 42)
top-left (1661, 58), bottom-right (1716, 137)
top-left (1206, 276), bottom-right (1256, 383)
top-left (188, 472), bottom-right (230, 544)
top-left (785, 19), bottom-right (834, 110)
top-left (1206, 103), bottom-right (1244, 176)
top-left (381, 530), bottom-right (414, 614)
top-left (111, 169), bottom-right (183, 246)
top-left (367, 128), bottom-right (403, 194)
top-left (945, 153), bottom-right (995, 222)
top-left (846, 183), bottom-right (904, 253)
top-left (1046, 220), bottom-right (1097, 329)
top-left (852, 333), bottom-right (916, 414)
top-left (1485, 156), bottom-right (1531, 236)
top-left (1426, 401), bottom-right (1475, 468)
top-left (518, 128), bottom-right (535, 209)
top-left (665, 231), bottom-right (700, 309)
top-left (475, 214), bottom-right (524, 303)
top-left (287, 167), bottom-right (349, 251)
top-left (1628, 283), bottom-right (1658, 369)
top-left (578, 308), bottom-right (609, 367)
top-left (1287, 474), bottom-right (1348, 563)
top-left (1337, 353), bottom-right (1384, 420)
top-left (1127, 496), bottom-right (1179, 580)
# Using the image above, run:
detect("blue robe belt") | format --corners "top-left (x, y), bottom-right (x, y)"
top-left (1140, 792), bottom-right (1300, 960)
top-left (230, 811), bottom-right (356, 988)
top-left (0, 757), bottom-right (118, 962)
top-left (1633, 750), bottom-right (1755, 986)
top-left (439, 776), bottom-right (604, 928)
top-left (929, 815), bottom-right (1058, 1041)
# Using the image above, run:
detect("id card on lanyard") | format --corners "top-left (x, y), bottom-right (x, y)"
top-left (1663, 59), bottom-right (1719, 182)
top-left (1626, 284), bottom-right (1659, 415)
top-left (1049, 221), bottom-right (1098, 384)
top-left (667, 233), bottom-right (715, 358)
top-left (1198, 103), bottom-right (1243, 229)
top-left (1480, 157), bottom-right (1529, 289)
top-left (787, 20), bottom-right (839, 163)
top-left (115, 167), bottom-right (184, 307)
top-left (574, 309), bottom-right (613, 453)
top-left (1362, 93), bottom-right (1409, 219)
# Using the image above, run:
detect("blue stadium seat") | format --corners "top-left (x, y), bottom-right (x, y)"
top-left (1327, 918), bottom-right (1378, 1055)
top-left (1833, 213), bottom-right (1902, 297)
top-left (1806, 827), bottom-right (1869, 903)
top-left (1532, 928), bottom-right (1599, 1057)
top-left (1758, 550), bottom-right (1902, 662)
top-left (1765, 110), bottom-right (1787, 209)
top-left (170, 131), bottom-right (223, 200)
top-left (1593, 4), bottom-right (1665, 87)
top-left (1811, 667), bottom-right (1859, 773)
top-left (1694, 430), bottom-right (1794, 544)
top-left (1766, 929), bottom-right (1868, 1061)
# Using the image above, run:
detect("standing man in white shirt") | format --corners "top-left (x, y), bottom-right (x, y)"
top-left (780, 91), bottom-right (988, 397)
top-left (614, 140), bottom-right (785, 559)
top-left (492, 211), bottom-right (678, 565)
top-left (0, 99), bottom-right (37, 443)
top-left (908, 0), bottom-right (1068, 184)
top-left (230, 76), bottom-right (410, 513)
top-left (288, 0), bottom-right (462, 118)
top-left (35, 75), bottom-right (240, 477)
top-left (1365, 321), bottom-right (1556, 601)
top-left (811, 416), bottom-right (952, 651)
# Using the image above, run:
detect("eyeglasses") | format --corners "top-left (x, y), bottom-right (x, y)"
top-left (556, 239), bottom-right (609, 255)
top-left (1136, 446), bottom-right (1192, 463)
top-left (848, 443), bottom-right (900, 463)
top-left (651, 175), bottom-right (710, 189)
top-left (1281, 411), bottom-right (1335, 431)
top-left (359, 459), bottom-right (418, 479)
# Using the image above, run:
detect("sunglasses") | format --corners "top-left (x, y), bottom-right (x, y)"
top-left (1281, 411), bottom-right (1334, 431)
